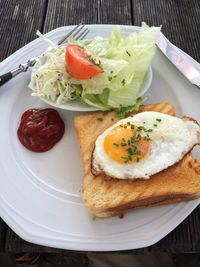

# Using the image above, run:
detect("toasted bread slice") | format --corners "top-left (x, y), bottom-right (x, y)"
top-left (74, 102), bottom-right (200, 217)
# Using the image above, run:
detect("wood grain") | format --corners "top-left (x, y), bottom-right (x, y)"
top-left (43, 0), bottom-right (132, 33)
top-left (43, 0), bottom-right (98, 32)
top-left (0, 0), bottom-right (47, 61)
top-left (97, 0), bottom-right (132, 25)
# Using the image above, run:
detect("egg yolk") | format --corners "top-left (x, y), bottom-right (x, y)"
top-left (104, 124), bottom-right (150, 163)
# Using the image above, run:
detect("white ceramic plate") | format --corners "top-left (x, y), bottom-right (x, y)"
top-left (0, 25), bottom-right (200, 251)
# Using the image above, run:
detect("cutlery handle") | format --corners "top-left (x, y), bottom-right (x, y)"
top-left (0, 72), bottom-right (13, 86)
top-left (0, 58), bottom-right (37, 87)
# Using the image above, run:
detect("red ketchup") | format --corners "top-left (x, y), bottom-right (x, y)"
top-left (17, 108), bottom-right (65, 152)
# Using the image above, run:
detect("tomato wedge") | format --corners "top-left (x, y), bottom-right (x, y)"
top-left (65, 44), bottom-right (102, 80)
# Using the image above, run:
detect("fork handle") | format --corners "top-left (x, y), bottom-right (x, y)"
top-left (0, 58), bottom-right (37, 87)
top-left (0, 72), bottom-right (13, 86)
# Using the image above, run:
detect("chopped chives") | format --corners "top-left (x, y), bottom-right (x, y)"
top-left (127, 148), bottom-right (133, 155)
top-left (121, 143), bottom-right (127, 146)
top-left (113, 143), bottom-right (119, 147)
top-left (128, 155), bottom-right (132, 161)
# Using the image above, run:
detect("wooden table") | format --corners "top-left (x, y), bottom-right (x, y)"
top-left (0, 0), bottom-right (200, 253)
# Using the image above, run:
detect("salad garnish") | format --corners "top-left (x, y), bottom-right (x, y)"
top-left (29, 23), bottom-right (160, 117)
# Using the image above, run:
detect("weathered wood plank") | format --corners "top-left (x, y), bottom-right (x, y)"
top-left (43, 0), bottom-right (132, 33)
top-left (0, 219), bottom-right (7, 251)
top-left (0, 0), bottom-right (47, 61)
top-left (132, 0), bottom-right (200, 62)
top-left (97, 0), bottom-right (132, 25)
top-left (43, 0), bottom-right (98, 32)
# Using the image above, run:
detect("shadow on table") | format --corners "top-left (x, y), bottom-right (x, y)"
top-left (0, 252), bottom-right (200, 267)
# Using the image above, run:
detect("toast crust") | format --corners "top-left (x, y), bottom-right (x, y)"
top-left (94, 193), bottom-right (200, 218)
top-left (74, 102), bottom-right (200, 218)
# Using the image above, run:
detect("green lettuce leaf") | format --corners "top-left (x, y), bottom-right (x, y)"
top-left (30, 24), bottom-right (160, 116)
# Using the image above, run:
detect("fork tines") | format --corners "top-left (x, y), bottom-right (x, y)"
top-left (57, 23), bottom-right (89, 45)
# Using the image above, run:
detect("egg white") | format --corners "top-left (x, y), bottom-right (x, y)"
top-left (92, 111), bottom-right (200, 179)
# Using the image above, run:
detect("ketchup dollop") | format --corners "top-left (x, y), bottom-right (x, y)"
top-left (17, 108), bottom-right (65, 152)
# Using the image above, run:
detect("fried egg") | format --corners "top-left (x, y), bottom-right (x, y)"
top-left (92, 111), bottom-right (200, 179)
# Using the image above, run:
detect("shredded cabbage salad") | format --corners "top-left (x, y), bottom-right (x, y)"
top-left (29, 23), bottom-right (160, 116)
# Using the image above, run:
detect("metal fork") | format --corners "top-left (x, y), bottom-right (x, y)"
top-left (0, 24), bottom-right (89, 86)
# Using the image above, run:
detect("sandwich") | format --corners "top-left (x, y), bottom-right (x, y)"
top-left (74, 102), bottom-right (200, 218)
